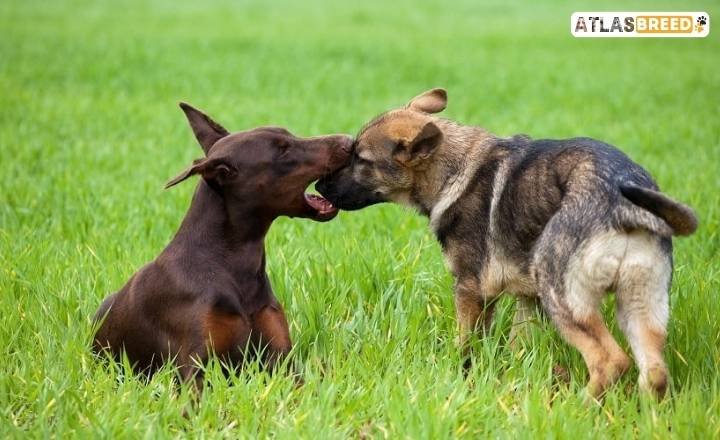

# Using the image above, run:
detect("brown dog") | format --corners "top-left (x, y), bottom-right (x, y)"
top-left (93, 103), bottom-right (351, 387)
top-left (317, 88), bottom-right (697, 399)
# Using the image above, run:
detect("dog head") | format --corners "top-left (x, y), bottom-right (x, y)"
top-left (167, 103), bottom-right (353, 221)
top-left (316, 88), bottom-right (447, 211)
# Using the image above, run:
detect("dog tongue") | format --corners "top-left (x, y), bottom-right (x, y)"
top-left (304, 193), bottom-right (336, 214)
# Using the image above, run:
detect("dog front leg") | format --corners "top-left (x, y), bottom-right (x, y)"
top-left (252, 300), bottom-right (292, 371)
top-left (454, 277), bottom-right (497, 370)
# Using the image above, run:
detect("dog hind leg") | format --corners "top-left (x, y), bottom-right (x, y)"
top-left (615, 233), bottom-right (672, 398)
top-left (542, 299), bottom-right (631, 398)
top-left (534, 216), bottom-right (631, 398)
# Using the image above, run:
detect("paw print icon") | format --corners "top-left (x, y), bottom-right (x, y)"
top-left (695, 15), bottom-right (707, 33)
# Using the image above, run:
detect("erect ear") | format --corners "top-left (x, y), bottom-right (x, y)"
top-left (406, 88), bottom-right (447, 114)
top-left (393, 121), bottom-right (443, 164)
top-left (179, 102), bottom-right (230, 155)
top-left (164, 158), bottom-right (237, 189)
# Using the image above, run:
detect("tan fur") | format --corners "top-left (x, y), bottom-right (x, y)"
top-left (554, 229), bottom-right (671, 397)
top-left (406, 88), bottom-right (448, 114)
top-left (252, 304), bottom-right (292, 350)
top-left (251, 303), bottom-right (292, 369)
top-left (554, 311), bottom-right (631, 398)
top-left (203, 312), bottom-right (249, 354)
top-left (482, 252), bottom-right (536, 296)
top-left (454, 277), bottom-right (495, 360)
top-left (615, 231), bottom-right (671, 397)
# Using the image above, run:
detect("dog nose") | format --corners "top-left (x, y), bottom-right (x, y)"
top-left (337, 134), bottom-right (354, 153)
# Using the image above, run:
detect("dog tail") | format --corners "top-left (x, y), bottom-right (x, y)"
top-left (616, 184), bottom-right (698, 237)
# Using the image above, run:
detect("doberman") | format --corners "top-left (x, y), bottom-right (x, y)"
top-left (93, 103), bottom-right (352, 388)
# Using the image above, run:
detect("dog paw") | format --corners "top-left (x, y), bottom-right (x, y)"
top-left (697, 16), bottom-right (707, 26)
top-left (639, 366), bottom-right (669, 399)
top-left (581, 387), bottom-right (602, 407)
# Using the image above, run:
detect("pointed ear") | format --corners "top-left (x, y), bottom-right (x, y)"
top-left (179, 102), bottom-right (230, 154)
top-left (164, 158), bottom-right (237, 189)
top-left (393, 121), bottom-right (443, 164)
top-left (406, 88), bottom-right (447, 114)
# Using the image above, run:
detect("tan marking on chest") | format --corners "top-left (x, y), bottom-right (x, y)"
top-left (203, 312), bottom-right (249, 354)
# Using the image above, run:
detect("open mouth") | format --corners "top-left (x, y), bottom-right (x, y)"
top-left (303, 192), bottom-right (339, 221)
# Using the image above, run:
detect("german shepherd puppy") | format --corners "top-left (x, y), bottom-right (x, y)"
top-left (317, 88), bottom-right (697, 398)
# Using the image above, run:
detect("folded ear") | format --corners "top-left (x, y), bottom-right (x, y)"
top-left (179, 102), bottom-right (230, 154)
top-left (406, 88), bottom-right (447, 114)
top-left (393, 121), bottom-right (443, 164)
top-left (165, 158), bottom-right (237, 189)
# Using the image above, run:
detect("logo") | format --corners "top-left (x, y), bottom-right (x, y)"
top-left (571, 12), bottom-right (710, 37)
top-left (696, 15), bottom-right (707, 33)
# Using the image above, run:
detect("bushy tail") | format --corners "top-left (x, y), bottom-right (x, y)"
top-left (618, 184), bottom-right (698, 236)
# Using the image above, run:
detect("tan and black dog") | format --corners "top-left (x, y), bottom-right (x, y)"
top-left (93, 104), bottom-right (351, 387)
top-left (317, 88), bottom-right (697, 398)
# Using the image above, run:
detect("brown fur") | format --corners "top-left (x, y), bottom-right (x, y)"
top-left (93, 104), bottom-right (352, 387)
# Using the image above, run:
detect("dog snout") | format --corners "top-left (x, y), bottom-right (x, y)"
top-left (337, 134), bottom-right (354, 153)
top-left (315, 176), bottom-right (331, 196)
top-left (325, 134), bottom-right (353, 171)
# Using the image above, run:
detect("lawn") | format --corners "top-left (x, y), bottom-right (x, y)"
top-left (1, 0), bottom-right (718, 437)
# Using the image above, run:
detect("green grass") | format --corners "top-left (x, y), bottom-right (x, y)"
top-left (1, 0), bottom-right (719, 437)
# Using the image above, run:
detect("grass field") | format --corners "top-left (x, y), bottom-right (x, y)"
top-left (1, 0), bottom-right (719, 437)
